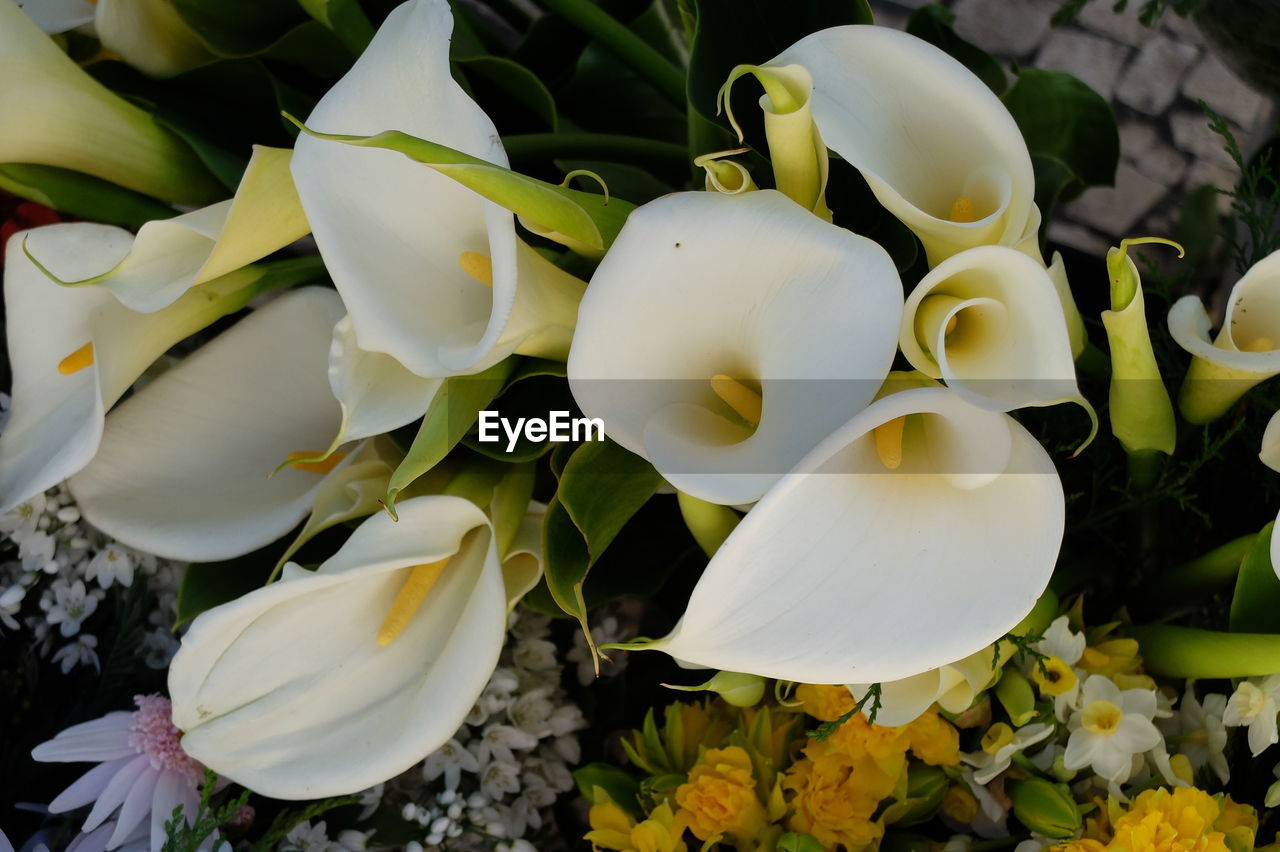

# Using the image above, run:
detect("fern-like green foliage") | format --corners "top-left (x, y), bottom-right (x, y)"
top-left (161, 770), bottom-right (249, 852)
top-left (1202, 101), bottom-right (1280, 274)
top-left (806, 683), bottom-right (882, 742)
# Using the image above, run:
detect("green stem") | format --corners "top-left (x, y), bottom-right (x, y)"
top-left (501, 132), bottom-right (689, 167)
top-left (1131, 624), bottom-right (1280, 678)
top-left (1153, 533), bottom-right (1255, 605)
top-left (538, 0), bottom-right (686, 106)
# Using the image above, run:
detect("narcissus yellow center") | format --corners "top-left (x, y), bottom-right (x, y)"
top-left (981, 722), bottom-right (1015, 754)
top-left (459, 251), bottom-right (493, 287)
top-left (710, 374), bottom-right (762, 426)
top-left (949, 197), bottom-right (977, 223)
top-left (873, 416), bottom-right (905, 470)
top-left (1032, 656), bottom-right (1077, 697)
top-left (284, 451), bottom-right (347, 475)
top-left (1081, 700), bottom-right (1123, 734)
top-left (58, 342), bottom-right (95, 375)
top-left (376, 558), bottom-right (450, 646)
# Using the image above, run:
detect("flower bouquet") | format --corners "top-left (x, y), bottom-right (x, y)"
top-left (2, 0), bottom-right (1280, 851)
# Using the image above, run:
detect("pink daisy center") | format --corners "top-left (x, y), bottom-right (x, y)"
top-left (129, 694), bottom-right (202, 777)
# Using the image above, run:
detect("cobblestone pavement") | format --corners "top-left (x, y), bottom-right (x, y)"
top-left (870, 0), bottom-right (1275, 255)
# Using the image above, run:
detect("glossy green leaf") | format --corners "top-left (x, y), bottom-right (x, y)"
top-left (779, 834), bottom-right (827, 852)
top-left (297, 0), bottom-right (375, 54)
top-left (907, 5), bottom-right (1007, 94)
top-left (175, 545), bottom-right (280, 626)
top-left (0, 164), bottom-right (176, 230)
top-left (574, 764), bottom-right (644, 818)
top-left (457, 56), bottom-right (558, 132)
top-left (1231, 523), bottom-right (1280, 633)
top-left (1002, 67), bottom-right (1119, 190)
top-left (172, 0), bottom-right (309, 56)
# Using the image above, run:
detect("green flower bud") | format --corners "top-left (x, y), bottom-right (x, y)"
top-left (994, 669), bottom-right (1037, 727)
top-left (882, 764), bottom-right (950, 826)
top-left (663, 670), bottom-right (766, 707)
top-left (1008, 777), bottom-right (1081, 839)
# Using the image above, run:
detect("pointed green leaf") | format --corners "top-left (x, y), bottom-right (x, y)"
top-left (1231, 523), bottom-right (1280, 633)
top-left (0, 163), bottom-right (176, 230)
top-left (1002, 67), bottom-right (1119, 191)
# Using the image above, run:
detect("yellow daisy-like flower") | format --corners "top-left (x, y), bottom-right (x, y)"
top-left (905, 707), bottom-right (961, 766)
top-left (796, 683), bottom-right (857, 722)
top-left (586, 794), bottom-right (687, 852)
top-left (674, 746), bottom-right (767, 842)
top-left (1215, 795), bottom-right (1257, 852)
top-left (784, 749), bottom-right (886, 852)
top-left (1109, 788), bottom-right (1230, 852)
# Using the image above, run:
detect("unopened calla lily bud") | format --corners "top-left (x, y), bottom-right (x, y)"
top-left (664, 670), bottom-right (766, 707)
top-left (1007, 777), bottom-right (1081, 839)
top-left (1170, 249), bottom-right (1280, 424)
top-left (1102, 238), bottom-right (1180, 458)
top-left (0, 0), bottom-right (220, 204)
top-left (720, 65), bottom-right (829, 218)
top-left (694, 148), bottom-right (757, 196)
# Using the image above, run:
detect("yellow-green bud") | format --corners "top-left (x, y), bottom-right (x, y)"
top-left (664, 670), bottom-right (766, 707)
top-left (993, 669), bottom-right (1037, 727)
top-left (1008, 777), bottom-right (1081, 839)
top-left (882, 765), bottom-right (950, 827)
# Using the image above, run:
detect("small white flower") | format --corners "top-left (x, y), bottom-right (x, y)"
top-left (1223, 675), bottom-right (1280, 757)
top-left (140, 628), bottom-right (180, 670)
top-left (962, 722), bottom-right (1054, 784)
top-left (43, 578), bottom-right (100, 637)
top-left (479, 761), bottom-right (521, 801)
top-left (282, 820), bottom-right (346, 852)
top-left (20, 530), bottom-right (58, 573)
top-left (1063, 675), bottom-right (1163, 784)
top-left (355, 783), bottom-right (384, 820)
top-left (0, 585), bottom-right (25, 630)
top-left (422, 738), bottom-right (481, 791)
top-left (568, 615), bottom-right (631, 686)
top-left (84, 544), bottom-right (134, 589)
top-left (0, 491), bottom-right (45, 537)
top-left (507, 689), bottom-right (555, 737)
top-left (512, 638), bottom-right (557, 672)
top-left (52, 634), bottom-right (100, 674)
top-left (474, 725), bottom-right (539, 766)
top-left (1163, 688), bottom-right (1230, 783)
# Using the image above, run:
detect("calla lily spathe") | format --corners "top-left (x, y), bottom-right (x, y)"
top-left (18, 0), bottom-right (213, 77)
top-left (848, 646), bottom-right (998, 727)
top-left (1170, 249), bottom-right (1280, 424)
top-left (568, 189), bottom-right (903, 505)
top-left (291, 0), bottom-right (585, 380)
top-left (26, 146), bottom-right (310, 313)
top-left (0, 224), bottom-right (286, 514)
top-left (767, 26), bottom-right (1035, 267)
top-left (67, 287), bottom-right (348, 562)
top-left (169, 495), bottom-right (508, 800)
top-left (646, 385), bottom-right (1064, 684)
top-left (899, 245), bottom-right (1090, 419)
top-left (0, 0), bottom-right (219, 204)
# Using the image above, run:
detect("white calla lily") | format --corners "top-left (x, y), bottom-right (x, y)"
top-left (848, 646), bottom-right (998, 727)
top-left (644, 385), bottom-right (1063, 684)
top-left (0, 0), bottom-right (220, 203)
top-left (899, 246), bottom-right (1091, 426)
top-left (18, 0), bottom-right (213, 77)
top-left (169, 495), bottom-right (507, 799)
top-left (68, 287), bottom-right (348, 562)
top-left (1170, 249), bottom-right (1280, 424)
top-left (15, 0), bottom-right (94, 32)
top-left (768, 26), bottom-right (1036, 266)
top-left (27, 146), bottom-right (309, 313)
top-left (568, 189), bottom-right (903, 505)
top-left (291, 0), bottom-right (584, 379)
top-left (0, 224), bottom-right (289, 513)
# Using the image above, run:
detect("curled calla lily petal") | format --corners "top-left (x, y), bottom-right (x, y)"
top-left (768, 26), bottom-right (1035, 266)
top-left (647, 386), bottom-right (1064, 684)
top-left (568, 189), bottom-right (903, 505)
top-left (0, 224), bottom-right (285, 513)
top-left (1170, 249), bottom-right (1280, 424)
top-left (849, 646), bottom-right (997, 726)
top-left (500, 502), bottom-right (546, 610)
top-left (169, 495), bottom-right (507, 799)
top-left (899, 246), bottom-right (1092, 431)
top-left (68, 288), bottom-right (347, 562)
top-left (0, 0), bottom-right (220, 204)
top-left (16, 0), bottom-right (95, 32)
top-left (1263, 412), bottom-right (1280, 474)
top-left (27, 146), bottom-right (309, 313)
top-left (93, 0), bottom-right (213, 78)
top-left (291, 0), bottom-right (584, 378)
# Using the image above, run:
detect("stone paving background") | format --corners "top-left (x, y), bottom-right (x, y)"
top-left (869, 0), bottom-right (1276, 258)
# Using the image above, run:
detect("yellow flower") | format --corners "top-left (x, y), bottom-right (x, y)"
top-left (784, 749), bottom-right (886, 852)
top-left (1048, 840), bottom-right (1108, 852)
top-left (1216, 796), bottom-right (1257, 852)
top-left (797, 683), bottom-right (857, 722)
top-left (941, 785), bottom-right (980, 823)
top-left (1109, 788), bottom-right (1230, 852)
top-left (906, 707), bottom-right (961, 766)
top-left (674, 746), bottom-right (767, 842)
top-left (1033, 656), bottom-right (1079, 697)
top-left (1080, 639), bottom-right (1145, 680)
top-left (586, 794), bottom-right (687, 852)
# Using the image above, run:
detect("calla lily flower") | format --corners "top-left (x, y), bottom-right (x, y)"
top-left (26, 146), bottom-right (310, 313)
top-left (19, 0), bottom-right (214, 77)
top-left (169, 495), bottom-right (508, 800)
top-left (1170, 249), bottom-right (1280, 424)
top-left (898, 245), bottom-right (1091, 425)
top-left (67, 287), bottom-right (348, 562)
top-left (640, 385), bottom-right (1064, 684)
top-left (0, 0), bottom-right (220, 204)
top-left (568, 189), bottom-right (903, 505)
top-left (766, 26), bottom-right (1036, 267)
top-left (848, 646), bottom-right (998, 727)
top-left (0, 224), bottom-right (301, 514)
top-left (291, 0), bottom-right (585, 379)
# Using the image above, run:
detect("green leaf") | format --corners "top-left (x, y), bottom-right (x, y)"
top-left (384, 361), bottom-right (516, 517)
top-left (1231, 523), bottom-right (1280, 633)
top-left (296, 0), bottom-right (375, 55)
top-left (574, 764), bottom-right (644, 817)
top-left (1002, 67), bottom-right (1119, 190)
top-left (1030, 154), bottom-right (1078, 244)
top-left (907, 5), bottom-right (1007, 94)
top-left (687, 0), bottom-right (873, 123)
top-left (0, 164), bottom-right (176, 230)
top-left (457, 56), bottom-right (558, 132)
top-left (175, 545), bottom-right (280, 626)
top-left (778, 834), bottom-right (827, 852)
top-left (287, 121), bottom-right (635, 258)
top-left (171, 0), bottom-right (309, 56)
top-left (462, 375), bottom-right (580, 462)
top-left (542, 439), bottom-right (662, 622)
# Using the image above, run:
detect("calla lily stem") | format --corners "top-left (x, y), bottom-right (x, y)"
top-left (538, 0), bottom-right (686, 106)
top-left (1132, 624), bottom-right (1280, 678)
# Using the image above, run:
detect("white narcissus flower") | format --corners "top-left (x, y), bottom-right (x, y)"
top-left (766, 26), bottom-right (1036, 268)
top-left (169, 495), bottom-right (509, 800)
top-left (1170, 249), bottom-right (1280, 424)
top-left (67, 288), bottom-right (347, 562)
top-left (0, 0), bottom-right (220, 203)
top-left (1031, 615), bottom-right (1086, 720)
top-left (642, 385), bottom-right (1063, 684)
top-left (26, 146), bottom-right (310, 313)
top-left (291, 0), bottom-right (585, 380)
top-left (1063, 675), bottom-right (1162, 784)
top-left (1223, 675), bottom-right (1280, 757)
top-left (899, 245), bottom-right (1092, 420)
top-left (0, 224), bottom-right (303, 514)
top-left (1159, 688), bottom-right (1229, 784)
top-left (568, 189), bottom-right (903, 505)
top-left (963, 722), bottom-right (1054, 785)
top-left (848, 646), bottom-right (997, 726)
